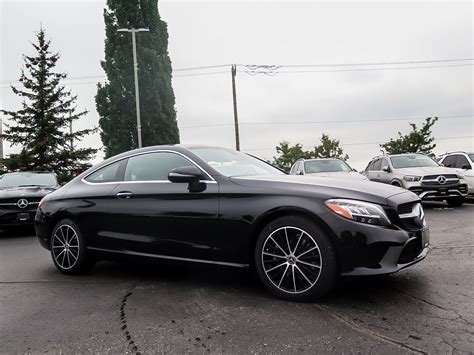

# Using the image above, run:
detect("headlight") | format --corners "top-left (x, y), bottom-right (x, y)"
top-left (325, 199), bottom-right (391, 226)
top-left (403, 175), bottom-right (421, 182)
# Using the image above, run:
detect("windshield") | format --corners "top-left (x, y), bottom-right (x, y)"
top-left (189, 147), bottom-right (284, 177)
top-left (0, 172), bottom-right (57, 188)
top-left (304, 159), bottom-right (351, 173)
top-left (390, 155), bottom-right (439, 169)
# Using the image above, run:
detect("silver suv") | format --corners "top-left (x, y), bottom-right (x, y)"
top-left (438, 151), bottom-right (474, 198)
top-left (364, 153), bottom-right (468, 206)
top-left (290, 158), bottom-right (367, 180)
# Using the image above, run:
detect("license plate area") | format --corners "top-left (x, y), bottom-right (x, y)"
top-left (17, 213), bottom-right (30, 221)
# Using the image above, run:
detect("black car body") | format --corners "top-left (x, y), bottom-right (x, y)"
top-left (35, 146), bottom-right (429, 300)
top-left (0, 171), bottom-right (59, 227)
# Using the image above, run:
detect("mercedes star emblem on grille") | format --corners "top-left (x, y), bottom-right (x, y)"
top-left (17, 199), bottom-right (29, 209)
top-left (436, 176), bottom-right (447, 185)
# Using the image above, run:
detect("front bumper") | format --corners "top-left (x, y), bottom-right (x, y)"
top-left (321, 208), bottom-right (429, 276)
top-left (0, 208), bottom-right (37, 226)
top-left (405, 183), bottom-right (468, 200)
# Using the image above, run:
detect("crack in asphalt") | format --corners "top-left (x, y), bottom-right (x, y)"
top-left (119, 282), bottom-right (141, 355)
top-left (315, 304), bottom-right (428, 354)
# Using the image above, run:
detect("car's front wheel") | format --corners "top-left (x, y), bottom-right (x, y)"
top-left (446, 197), bottom-right (464, 207)
top-left (50, 219), bottom-right (93, 274)
top-left (255, 216), bottom-right (337, 301)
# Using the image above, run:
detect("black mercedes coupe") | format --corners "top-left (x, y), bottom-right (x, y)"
top-left (0, 171), bottom-right (59, 227)
top-left (35, 146), bottom-right (429, 301)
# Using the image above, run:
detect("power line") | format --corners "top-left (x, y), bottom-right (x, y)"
top-left (179, 115), bottom-right (473, 129)
top-left (243, 135), bottom-right (474, 151)
top-left (2, 57), bottom-right (472, 84)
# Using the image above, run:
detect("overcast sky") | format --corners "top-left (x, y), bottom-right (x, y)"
top-left (1, 0), bottom-right (473, 170)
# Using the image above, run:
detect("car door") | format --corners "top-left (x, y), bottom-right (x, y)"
top-left (107, 151), bottom-right (219, 261)
top-left (367, 159), bottom-right (382, 181)
top-left (378, 158), bottom-right (392, 183)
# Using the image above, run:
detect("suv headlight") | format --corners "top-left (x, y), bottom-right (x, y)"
top-left (403, 175), bottom-right (421, 182)
top-left (325, 199), bottom-right (391, 226)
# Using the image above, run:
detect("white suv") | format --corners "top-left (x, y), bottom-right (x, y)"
top-left (438, 152), bottom-right (474, 197)
top-left (363, 153), bottom-right (468, 206)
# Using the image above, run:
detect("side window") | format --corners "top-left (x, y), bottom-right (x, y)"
top-left (124, 152), bottom-right (197, 182)
top-left (85, 161), bottom-right (122, 183)
top-left (371, 159), bottom-right (382, 171)
top-left (290, 162), bottom-right (297, 174)
top-left (456, 155), bottom-right (471, 169)
top-left (442, 155), bottom-right (457, 168)
top-left (380, 158), bottom-right (389, 169)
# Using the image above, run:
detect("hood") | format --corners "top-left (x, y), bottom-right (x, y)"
top-left (230, 175), bottom-right (418, 206)
top-left (0, 186), bottom-right (56, 200)
top-left (306, 171), bottom-right (367, 180)
top-left (394, 166), bottom-right (462, 176)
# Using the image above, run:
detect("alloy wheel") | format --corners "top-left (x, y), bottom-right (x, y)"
top-left (261, 226), bottom-right (322, 294)
top-left (52, 224), bottom-right (80, 270)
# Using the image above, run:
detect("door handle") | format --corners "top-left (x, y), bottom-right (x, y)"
top-left (116, 191), bottom-right (133, 199)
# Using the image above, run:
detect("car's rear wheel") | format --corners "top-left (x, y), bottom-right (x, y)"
top-left (50, 219), bottom-right (93, 274)
top-left (255, 216), bottom-right (337, 301)
top-left (446, 197), bottom-right (464, 207)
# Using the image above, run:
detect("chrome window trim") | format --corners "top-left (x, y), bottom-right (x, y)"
top-left (82, 149), bottom-right (215, 185)
top-left (87, 246), bottom-right (248, 268)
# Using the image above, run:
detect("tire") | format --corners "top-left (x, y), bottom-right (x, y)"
top-left (50, 219), bottom-right (93, 275)
top-left (254, 216), bottom-right (337, 301)
top-left (391, 181), bottom-right (402, 187)
top-left (446, 197), bottom-right (464, 207)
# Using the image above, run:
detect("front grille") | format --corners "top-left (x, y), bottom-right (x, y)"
top-left (423, 174), bottom-right (457, 180)
top-left (396, 202), bottom-right (425, 231)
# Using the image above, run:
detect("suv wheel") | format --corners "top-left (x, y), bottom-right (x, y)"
top-left (446, 197), bottom-right (464, 207)
top-left (255, 216), bottom-right (337, 301)
top-left (50, 219), bottom-right (94, 274)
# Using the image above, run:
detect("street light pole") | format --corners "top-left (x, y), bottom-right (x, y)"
top-left (117, 28), bottom-right (149, 148)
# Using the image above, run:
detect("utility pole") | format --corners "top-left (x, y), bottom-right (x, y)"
top-left (231, 65), bottom-right (240, 151)
top-left (117, 28), bottom-right (149, 148)
top-left (69, 114), bottom-right (73, 150)
top-left (0, 118), bottom-right (3, 161)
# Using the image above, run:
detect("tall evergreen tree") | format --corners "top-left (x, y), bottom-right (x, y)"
top-left (96, 0), bottom-right (179, 158)
top-left (1, 28), bottom-right (97, 180)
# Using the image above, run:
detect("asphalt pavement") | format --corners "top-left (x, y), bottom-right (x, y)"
top-left (1, 202), bottom-right (473, 354)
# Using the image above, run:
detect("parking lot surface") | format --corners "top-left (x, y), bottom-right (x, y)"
top-left (1, 203), bottom-right (473, 354)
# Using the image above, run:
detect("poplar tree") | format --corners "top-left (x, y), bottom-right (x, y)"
top-left (96, 0), bottom-right (180, 158)
top-left (1, 28), bottom-right (97, 180)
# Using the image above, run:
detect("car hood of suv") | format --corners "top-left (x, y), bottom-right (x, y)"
top-left (231, 175), bottom-right (418, 206)
top-left (0, 186), bottom-right (56, 200)
top-left (394, 166), bottom-right (461, 176)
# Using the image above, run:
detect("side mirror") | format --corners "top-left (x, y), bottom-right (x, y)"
top-left (461, 164), bottom-right (471, 170)
top-left (168, 166), bottom-right (202, 183)
top-left (382, 165), bottom-right (391, 173)
top-left (297, 171), bottom-right (304, 175)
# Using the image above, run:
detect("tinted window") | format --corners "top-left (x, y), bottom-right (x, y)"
top-left (442, 155), bottom-right (457, 168)
top-left (124, 152), bottom-right (194, 181)
top-left (304, 159), bottom-right (351, 173)
top-left (85, 161), bottom-right (122, 183)
top-left (371, 159), bottom-right (382, 171)
top-left (456, 155), bottom-right (471, 169)
top-left (468, 154), bottom-right (474, 162)
top-left (390, 155), bottom-right (439, 169)
top-left (0, 172), bottom-right (57, 188)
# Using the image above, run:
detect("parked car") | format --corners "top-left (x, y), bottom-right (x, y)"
top-left (438, 151), bottom-right (474, 198)
top-left (0, 171), bottom-right (59, 227)
top-left (36, 145), bottom-right (429, 301)
top-left (364, 153), bottom-right (468, 206)
top-left (290, 158), bottom-right (367, 180)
